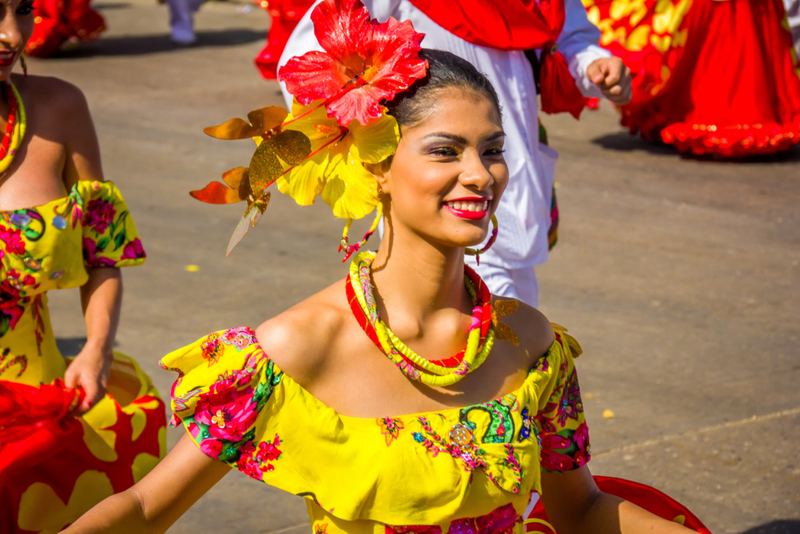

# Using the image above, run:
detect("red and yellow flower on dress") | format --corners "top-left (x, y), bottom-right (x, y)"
top-left (190, 0), bottom-right (427, 257)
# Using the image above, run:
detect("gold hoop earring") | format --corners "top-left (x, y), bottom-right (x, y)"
top-left (465, 214), bottom-right (498, 266)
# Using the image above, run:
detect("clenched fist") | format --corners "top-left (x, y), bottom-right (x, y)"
top-left (586, 57), bottom-right (633, 105)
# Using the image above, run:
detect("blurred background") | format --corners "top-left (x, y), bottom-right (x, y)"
top-left (30, 0), bottom-right (800, 532)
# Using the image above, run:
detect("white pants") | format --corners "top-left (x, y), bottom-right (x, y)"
top-left (465, 258), bottom-right (540, 309)
top-left (378, 220), bottom-right (541, 308)
top-left (167, 0), bottom-right (203, 37)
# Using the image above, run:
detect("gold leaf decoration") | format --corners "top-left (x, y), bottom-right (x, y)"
top-left (204, 106), bottom-right (289, 140)
top-left (249, 130), bottom-right (312, 194)
top-left (491, 299), bottom-right (520, 346)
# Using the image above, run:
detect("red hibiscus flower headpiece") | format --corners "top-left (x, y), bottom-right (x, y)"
top-left (191, 0), bottom-right (428, 258)
top-left (278, 0), bottom-right (428, 126)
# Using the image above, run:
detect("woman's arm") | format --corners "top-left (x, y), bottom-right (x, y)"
top-left (64, 267), bottom-right (121, 414)
top-left (540, 466), bottom-right (694, 534)
top-left (54, 80), bottom-right (118, 414)
top-left (64, 433), bottom-right (231, 533)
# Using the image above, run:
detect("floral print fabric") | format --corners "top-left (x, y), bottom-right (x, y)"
top-left (0, 180), bottom-right (164, 533)
top-left (162, 324), bottom-right (589, 534)
top-left (0, 180), bottom-right (146, 385)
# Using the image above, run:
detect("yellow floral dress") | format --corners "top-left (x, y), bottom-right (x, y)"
top-left (162, 325), bottom-right (589, 534)
top-left (0, 181), bottom-right (166, 534)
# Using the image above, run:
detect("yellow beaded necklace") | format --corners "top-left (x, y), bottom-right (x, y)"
top-left (348, 251), bottom-right (495, 387)
top-left (0, 81), bottom-right (26, 176)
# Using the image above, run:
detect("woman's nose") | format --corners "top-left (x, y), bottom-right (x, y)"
top-left (459, 150), bottom-right (495, 190)
top-left (0, 15), bottom-right (24, 50)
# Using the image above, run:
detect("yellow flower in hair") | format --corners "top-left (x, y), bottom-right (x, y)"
top-left (278, 99), bottom-right (399, 220)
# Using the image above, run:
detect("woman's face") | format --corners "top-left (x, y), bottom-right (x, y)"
top-left (380, 88), bottom-right (508, 250)
top-left (0, 0), bottom-right (34, 81)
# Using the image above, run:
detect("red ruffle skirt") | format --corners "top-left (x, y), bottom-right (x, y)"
top-left (587, 0), bottom-right (800, 156)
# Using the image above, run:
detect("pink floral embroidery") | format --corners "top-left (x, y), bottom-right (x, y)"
top-left (385, 503), bottom-right (519, 534)
top-left (413, 417), bottom-right (487, 473)
top-left (84, 198), bottom-right (117, 234)
top-left (540, 433), bottom-right (571, 450)
top-left (555, 369), bottom-right (582, 426)
top-left (121, 238), bottom-right (145, 260)
top-left (256, 434), bottom-right (283, 464)
top-left (201, 334), bottom-right (223, 366)
top-left (573, 422), bottom-right (590, 451)
top-left (377, 417), bottom-right (404, 446)
top-left (231, 434), bottom-right (282, 480)
top-left (541, 448), bottom-right (575, 471)
top-left (386, 526), bottom-right (442, 534)
top-left (83, 237), bottom-right (119, 268)
top-left (236, 442), bottom-right (264, 480)
top-left (200, 438), bottom-right (224, 459)
top-left (221, 326), bottom-right (258, 351)
top-left (193, 372), bottom-right (259, 442)
top-left (0, 224), bottom-right (25, 255)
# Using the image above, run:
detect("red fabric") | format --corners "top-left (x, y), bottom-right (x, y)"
top-left (26, 0), bottom-right (106, 57)
top-left (594, 0), bottom-right (800, 156)
top-left (0, 379), bottom-right (165, 534)
top-left (525, 476), bottom-right (711, 534)
top-left (0, 379), bottom-right (82, 473)
top-left (267, 0), bottom-right (589, 117)
top-left (256, 0), bottom-right (317, 79)
top-left (407, 0), bottom-right (587, 117)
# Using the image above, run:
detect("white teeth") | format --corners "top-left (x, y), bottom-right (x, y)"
top-left (446, 200), bottom-right (491, 211)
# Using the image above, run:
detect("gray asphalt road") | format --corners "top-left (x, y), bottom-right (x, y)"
top-left (34, 1), bottom-right (800, 533)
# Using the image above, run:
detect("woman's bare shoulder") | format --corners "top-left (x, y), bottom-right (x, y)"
top-left (14, 74), bottom-right (89, 116)
top-left (255, 279), bottom-right (350, 386)
top-left (491, 296), bottom-right (555, 366)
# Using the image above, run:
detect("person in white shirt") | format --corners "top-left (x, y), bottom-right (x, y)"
top-left (279, 0), bottom-right (631, 307)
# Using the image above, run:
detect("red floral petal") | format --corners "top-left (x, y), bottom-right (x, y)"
top-left (311, 0), bottom-right (371, 61)
top-left (279, 51), bottom-right (350, 105)
top-left (279, 0), bottom-right (428, 125)
top-left (325, 16), bottom-right (427, 125)
top-left (325, 85), bottom-right (390, 125)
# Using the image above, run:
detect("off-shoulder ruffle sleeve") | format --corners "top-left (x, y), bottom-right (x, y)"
top-left (79, 181), bottom-right (146, 269)
top-left (533, 325), bottom-right (591, 473)
top-left (159, 327), bottom-right (287, 475)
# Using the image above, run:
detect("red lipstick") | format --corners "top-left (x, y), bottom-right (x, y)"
top-left (0, 52), bottom-right (16, 68)
top-left (442, 197), bottom-right (491, 221)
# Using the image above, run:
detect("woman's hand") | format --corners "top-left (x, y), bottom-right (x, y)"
top-left (586, 57), bottom-right (633, 105)
top-left (64, 342), bottom-right (112, 415)
top-left (69, 267), bottom-right (122, 415)
top-left (541, 466), bottom-right (697, 534)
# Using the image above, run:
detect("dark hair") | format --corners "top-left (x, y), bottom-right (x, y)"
top-left (384, 49), bottom-right (501, 127)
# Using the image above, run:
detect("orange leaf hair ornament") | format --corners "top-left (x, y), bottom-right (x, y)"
top-left (192, 0), bottom-right (428, 257)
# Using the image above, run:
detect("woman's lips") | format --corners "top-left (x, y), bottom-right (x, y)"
top-left (0, 53), bottom-right (16, 68)
top-left (443, 198), bottom-right (491, 220)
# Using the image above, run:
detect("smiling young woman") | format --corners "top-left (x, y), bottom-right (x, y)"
top-left (64, 4), bottom-right (701, 527)
top-left (0, 3), bottom-right (166, 533)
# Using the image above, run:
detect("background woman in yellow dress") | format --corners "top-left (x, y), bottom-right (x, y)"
top-left (0, 3), bottom-right (165, 533)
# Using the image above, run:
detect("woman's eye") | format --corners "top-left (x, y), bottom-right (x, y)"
top-left (485, 147), bottom-right (505, 156)
top-left (17, 3), bottom-right (34, 14)
top-left (429, 147), bottom-right (458, 157)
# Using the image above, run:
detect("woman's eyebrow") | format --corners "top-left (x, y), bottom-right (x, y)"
top-left (483, 131), bottom-right (507, 142)
top-left (421, 131), bottom-right (506, 143)
top-left (422, 133), bottom-right (468, 143)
